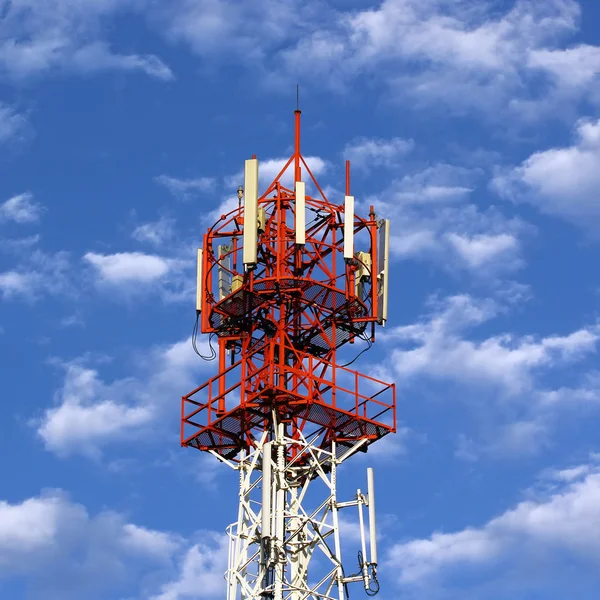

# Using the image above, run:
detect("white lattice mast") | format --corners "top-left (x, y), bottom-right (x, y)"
top-left (181, 106), bottom-right (396, 600)
top-left (215, 413), bottom-right (380, 600)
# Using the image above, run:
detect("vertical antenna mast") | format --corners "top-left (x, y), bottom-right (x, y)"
top-left (368, 467), bottom-right (378, 566)
top-left (294, 87), bottom-right (301, 184)
top-left (182, 106), bottom-right (396, 600)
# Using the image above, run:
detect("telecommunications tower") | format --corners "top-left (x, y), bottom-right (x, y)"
top-left (182, 107), bottom-right (396, 600)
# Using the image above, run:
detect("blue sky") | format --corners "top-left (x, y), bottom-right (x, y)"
top-left (2, 0), bottom-right (600, 598)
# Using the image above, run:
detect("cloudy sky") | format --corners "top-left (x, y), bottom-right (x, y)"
top-left (2, 0), bottom-right (600, 598)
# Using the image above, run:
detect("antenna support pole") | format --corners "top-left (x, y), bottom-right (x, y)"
top-left (294, 109), bottom-right (301, 184)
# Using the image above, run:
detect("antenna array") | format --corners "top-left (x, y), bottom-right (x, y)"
top-left (182, 109), bottom-right (396, 600)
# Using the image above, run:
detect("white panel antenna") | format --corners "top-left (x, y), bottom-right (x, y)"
top-left (243, 158), bottom-right (259, 268)
top-left (196, 248), bottom-right (203, 313)
top-left (377, 219), bottom-right (390, 324)
top-left (295, 181), bottom-right (306, 245)
top-left (344, 195), bottom-right (355, 260)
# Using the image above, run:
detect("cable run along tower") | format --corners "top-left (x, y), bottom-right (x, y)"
top-left (182, 108), bottom-right (396, 600)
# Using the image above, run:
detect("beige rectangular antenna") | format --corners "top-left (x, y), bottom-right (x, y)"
top-left (217, 244), bottom-right (232, 301)
top-left (257, 207), bottom-right (267, 233)
top-left (354, 251), bottom-right (371, 298)
top-left (377, 219), bottom-right (390, 324)
top-left (196, 248), bottom-right (203, 312)
top-left (243, 157), bottom-right (259, 268)
top-left (231, 274), bottom-right (244, 293)
top-left (344, 195), bottom-right (355, 260)
top-left (295, 181), bottom-right (306, 245)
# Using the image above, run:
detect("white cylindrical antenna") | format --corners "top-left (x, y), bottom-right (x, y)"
top-left (196, 248), bottom-right (203, 312)
top-left (262, 442), bottom-right (272, 538)
top-left (295, 181), bottom-right (306, 245)
top-left (243, 157), bottom-right (259, 268)
top-left (367, 467), bottom-right (378, 565)
top-left (344, 195), bottom-right (355, 260)
top-left (357, 489), bottom-right (368, 570)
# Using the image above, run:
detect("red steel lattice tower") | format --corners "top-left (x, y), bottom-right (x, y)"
top-left (182, 108), bottom-right (396, 600)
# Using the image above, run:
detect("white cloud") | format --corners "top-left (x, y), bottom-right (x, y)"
top-left (386, 294), bottom-right (599, 394)
top-left (389, 528), bottom-right (499, 585)
top-left (365, 163), bottom-right (527, 276)
top-left (454, 434), bottom-right (479, 462)
top-left (122, 523), bottom-right (181, 558)
top-left (0, 192), bottom-right (43, 223)
top-left (0, 270), bottom-right (32, 297)
top-left (445, 232), bottom-right (520, 269)
top-left (0, 103), bottom-right (30, 144)
top-left (485, 418), bottom-right (550, 458)
top-left (386, 458), bottom-right (600, 586)
top-left (539, 382), bottom-right (600, 407)
top-left (343, 136), bottom-right (414, 171)
top-left (150, 534), bottom-right (228, 600)
top-left (356, 426), bottom-right (417, 461)
top-left (83, 251), bottom-right (172, 283)
top-left (82, 250), bottom-right (195, 303)
top-left (37, 363), bottom-right (153, 458)
top-left (155, 175), bottom-right (216, 201)
top-left (397, 184), bottom-right (473, 205)
top-left (493, 118), bottom-right (600, 226)
top-left (132, 217), bottom-right (175, 246)
top-left (39, 391), bottom-right (153, 459)
top-left (37, 336), bottom-right (211, 457)
top-left (142, 0), bottom-right (600, 125)
top-left (155, 0), bottom-right (599, 125)
top-left (159, 0), bottom-right (315, 64)
top-left (60, 312), bottom-right (85, 328)
top-left (3, 1), bottom-right (595, 121)
top-left (225, 155), bottom-right (328, 193)
top-left (389, 229), bottom-right (436, 257)
top-left (0, 250), bottom-right (71, 301)
top-left (205, 196), bottom-right (240, 225)
top-left (0, 489), bottom-right (192, 599)
top-left (0, 246), bottom-right (189, 304)
top-left (0, 0), bottom-right (173, 81)
top-left (263, 155), bottom-right (327, 190)
top-left (68, 41), bottom-right (174, 81)
top-left (371, 163), bottom-right (476, 210)
top-left (455, 416), bottom-right (556, 463)
top-left (0, 234), bottom-right (41, 252)
top-left (0, 495), bottom-right (61, 556)
top-left (273, 0), bottom-right (599, 120)
top-left (528, 44), bottom-right (600, 88)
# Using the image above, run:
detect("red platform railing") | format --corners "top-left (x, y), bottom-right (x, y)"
top-left (181, 342), bottom-right (396, 457)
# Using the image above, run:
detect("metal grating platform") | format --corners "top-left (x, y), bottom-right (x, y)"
top-left (181, 350), bottom-right (395, 461)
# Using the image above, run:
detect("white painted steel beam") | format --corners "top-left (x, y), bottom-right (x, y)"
top-left (222, 415), bottom-right (380, 599)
